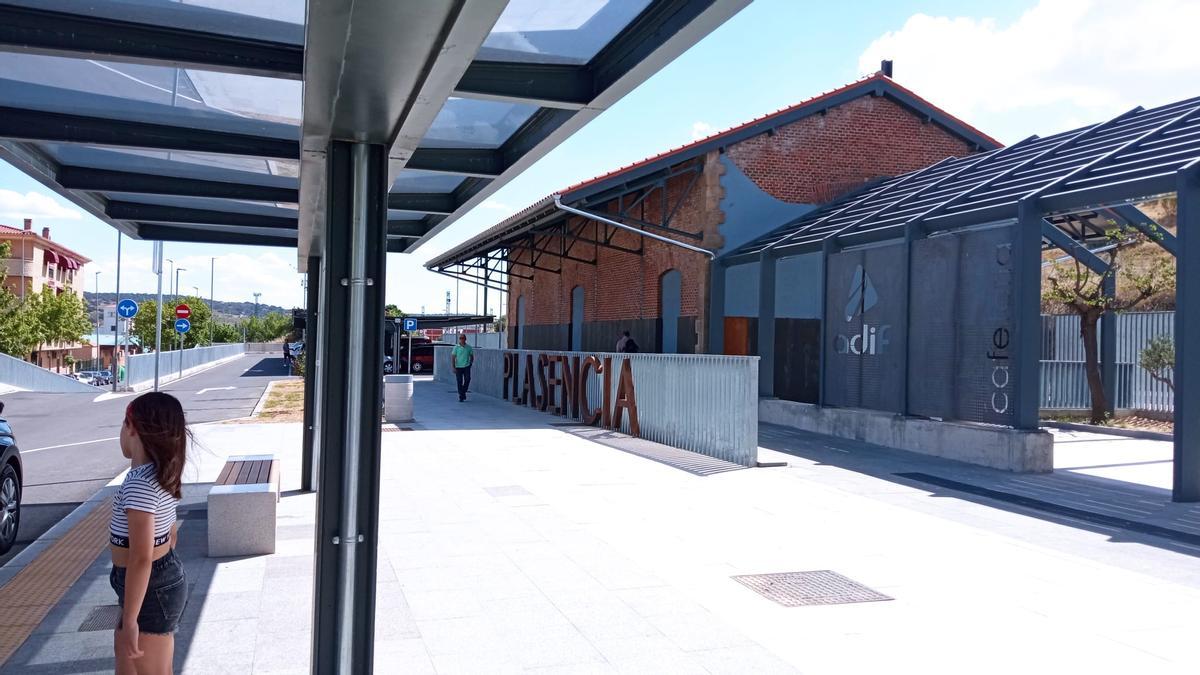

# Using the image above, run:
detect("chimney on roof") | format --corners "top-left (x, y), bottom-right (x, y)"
top-left (23, 218), bottom-right (31, 231)
top-left (880, 60), bottom-right (893, 78)
top-left (41, 226), bottom-right (50, 240)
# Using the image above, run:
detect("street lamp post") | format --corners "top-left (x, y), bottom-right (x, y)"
top-left (209, 257), bottom-right (215, 346)
top-left (94, 271), bottom-right (102, 366)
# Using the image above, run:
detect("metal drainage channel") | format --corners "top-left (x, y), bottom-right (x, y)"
top-left (732, 570), bottom-right (892, 607)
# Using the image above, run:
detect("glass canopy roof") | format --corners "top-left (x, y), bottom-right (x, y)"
top-left (0, 0), bottom-right (748, 253)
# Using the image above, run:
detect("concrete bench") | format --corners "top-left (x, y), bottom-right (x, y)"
top-left (207, 454), bottom-right (279, 557)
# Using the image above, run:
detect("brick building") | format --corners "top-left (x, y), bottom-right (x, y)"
top-left (0, 218), bottom-right (93, 371)
top-left (427, 71), bottom-right (1000, 364)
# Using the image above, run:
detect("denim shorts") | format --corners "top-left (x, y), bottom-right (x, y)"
top-left (109, 549), bottom-right (189, 635)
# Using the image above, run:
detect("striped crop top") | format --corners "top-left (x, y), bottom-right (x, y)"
top-left (110, 463), bottom-right (178, 548)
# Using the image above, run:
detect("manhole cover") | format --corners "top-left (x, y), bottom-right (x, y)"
top-left (79, 605), bottom-right (122, 632)
top-left (732, 571), bottom-right (891, 607)
top-left (484, 485), bottom-right (532, 497)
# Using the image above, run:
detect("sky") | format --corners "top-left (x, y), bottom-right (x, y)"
top-left (2, 0), bottom-right (1199, 315)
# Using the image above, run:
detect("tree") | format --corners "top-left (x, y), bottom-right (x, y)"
top-left (0, 242), bottom-right (90, 359)
top-left (241, 311), bottom-right (292, 342)
top-left (384, 304), bottom-right (405, 319)
top-left (210, 322), bottom-right (242, 343)
top-left (1044, 224), bottom-right (1175, 424)
top-left (0, 242), bottom-right (39, 358)
top-left (1139, 335), bottom-right (1175, 392)
top-left (31, 287), bottom-right (91, 347)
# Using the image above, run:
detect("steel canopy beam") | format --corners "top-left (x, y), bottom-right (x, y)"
top-left (58, 166), bottom-right (299, 203)
top-left (403, 148), bottom-right (503, 178)
top-left (1040, 221), bottom-right (1109, 275)
top-left (386, 193), bottom-right (456, 215)
top-left (107, 201), bottom-right (297, 229)
top-left (135, 223), bottom-right (296, 247)
top-left (0, 105), bottom-right (299, 158)
top-left (455, 61), bottom-right (592, 110)
top-left (0, 3), bottom-right (304, 79)
top-left (386, 220), bottom-right (429, 238)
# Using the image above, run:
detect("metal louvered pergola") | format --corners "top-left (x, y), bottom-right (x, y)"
top-left (0, 1), bottom-right (749, 670)
top-left (723, 95), bottom-right (1200, 501)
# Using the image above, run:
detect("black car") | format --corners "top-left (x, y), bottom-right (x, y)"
top-left (0, 401), bottom-right (22, 555)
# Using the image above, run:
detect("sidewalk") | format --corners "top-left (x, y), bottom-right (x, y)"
top-left (2, 380), bottom-right (1199, 673)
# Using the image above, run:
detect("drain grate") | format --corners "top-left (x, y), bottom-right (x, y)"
top-left (732, 570), bottom-right (892, 607)
top-left (78, 605), bottom-right (122, 632)
top-left (381, 426), bottom-right (412, 432)
top-left (484, 485), bottom-right (532, 497)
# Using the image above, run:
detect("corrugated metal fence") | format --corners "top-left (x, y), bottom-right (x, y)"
top-left (126, 343), bottom-right (245, 389)
top-left (437, 348), bottom-right (760, 466)
top-left (1040, 311), bottom-right (1174, 412)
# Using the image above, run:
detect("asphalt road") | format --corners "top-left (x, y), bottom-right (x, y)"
top-left (0, 354), bottom-right (293, 565)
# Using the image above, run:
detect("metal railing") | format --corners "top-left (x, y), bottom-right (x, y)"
top-left (125, 343), bottom-right (245, 389)
top-left (1040, 311), bottom-right (1175, 413)
top-left (437, 348), bottom-right (760, 465)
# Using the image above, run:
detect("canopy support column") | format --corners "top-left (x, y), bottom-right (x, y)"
top-left (301, 254), bottom-right (321, 492)
top-left (1175, 164), bottom-right (1200, 501)
top-left (1013, 200), bottom-right (1043, 430)
top-left (757, 252), bottom-right (777, 396)
top-left (312, 141), bottom-right (388, 672)
top-left (708, 259), bottom-right (726, 354)
top-left (1101, 273), bottom-right (1117, 417)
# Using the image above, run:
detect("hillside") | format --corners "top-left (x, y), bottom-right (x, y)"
top-left (84, 292), bottom-right (290, 322)
top-left (1041, 198), bottom-right (1177, 312)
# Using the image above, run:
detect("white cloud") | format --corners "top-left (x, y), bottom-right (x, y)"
top-left (480, 199), bottom-right (512, 211)
top-left (89, 249), bottom-right (304, 310)
top-left (0, 189), bottom-right (83, 221)
top-left (691, 121), bottom-right (715, 141)
top-left (858, 0), bottom-right (1200, 142)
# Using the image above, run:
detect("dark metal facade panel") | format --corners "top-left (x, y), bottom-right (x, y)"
top-left (908, 234), bottom-right (961, 418)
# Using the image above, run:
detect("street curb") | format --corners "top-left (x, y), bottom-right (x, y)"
top-left (1042, 421), bottom-right (1173, 442)
top-left (251, 379), bottom-right (277, 418)
top-left (0, 483), bottom-right (117, 591)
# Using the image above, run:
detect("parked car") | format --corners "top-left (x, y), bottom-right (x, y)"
top-left (98, 370), bottom-right (114, 386)
top-left (78, 370), bottom-right (109, 386)
top-left (0, 401), bottom-right (23, 555)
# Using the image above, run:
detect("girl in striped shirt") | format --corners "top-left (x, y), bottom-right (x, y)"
top-left (109, 392), bottom-right (190, 674)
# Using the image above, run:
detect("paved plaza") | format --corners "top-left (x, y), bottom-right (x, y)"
top-left (2, 380), bottom-right (1198, 673)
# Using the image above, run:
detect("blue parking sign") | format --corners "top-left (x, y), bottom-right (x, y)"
top-left (402, 318), bottom-right (418, 331)
top-left (175, 318), bottom-right (191, 334)
top-left (117, 298), bottom-right (139, 318)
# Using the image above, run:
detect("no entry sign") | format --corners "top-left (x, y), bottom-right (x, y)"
top-left (175, 303), bottom-right (191, 320)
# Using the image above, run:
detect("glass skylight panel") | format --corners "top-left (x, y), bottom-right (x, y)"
top-left (420, 98), bottom-right (538, 149)
top-left (480, 0), bottom-right (652, 64)
top-left (41, 145), bottom-right (299, 178)
top-left (0, 54), bottom-right (301, 127)
top-left (11, 0), bottom-right (305, 44)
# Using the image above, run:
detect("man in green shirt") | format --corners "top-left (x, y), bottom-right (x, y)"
top-left (452, 334), bottom-right (474, 402)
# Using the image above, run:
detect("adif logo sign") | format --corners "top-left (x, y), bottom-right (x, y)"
top-left (835, 264), bottom-right (890, 356)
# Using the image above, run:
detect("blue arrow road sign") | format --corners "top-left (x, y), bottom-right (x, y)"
top-left (402, 318), bottom-right (418, 331)
top-left (175, 318), bottom-right (191, 334)
top-left (117, 298), bottom-right (139, 318)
